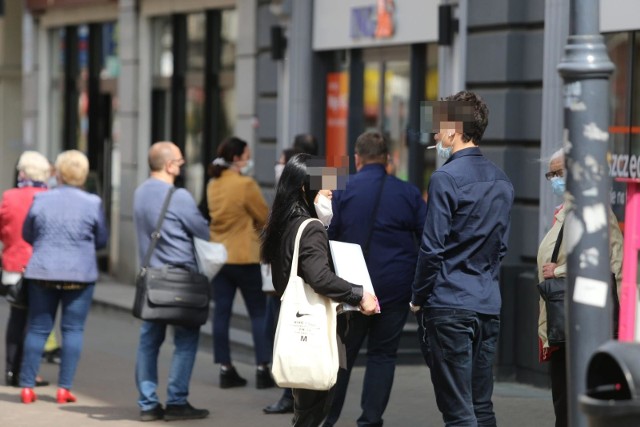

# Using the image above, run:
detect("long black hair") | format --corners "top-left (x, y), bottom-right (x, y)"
top-left (261, 153), bottom-right (319, 264)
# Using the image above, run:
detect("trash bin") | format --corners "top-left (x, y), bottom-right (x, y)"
top-left (580, 340), bottom-right (640, 426)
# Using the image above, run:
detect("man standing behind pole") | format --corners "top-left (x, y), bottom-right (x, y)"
top-left (133, 142), bottom-right (210, 422)
top-left (411, 91), bottom-right (513, 426)
top-left (323, 131), bottom-right (427, 427)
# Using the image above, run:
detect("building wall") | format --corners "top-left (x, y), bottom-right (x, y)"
top-left (0, 0), bottom-right (25, 192)
top-left (466, 0), bottom-right (548, 385)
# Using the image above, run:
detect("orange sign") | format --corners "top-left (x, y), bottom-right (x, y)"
top-left (326, 72), bottom-right (349, 167)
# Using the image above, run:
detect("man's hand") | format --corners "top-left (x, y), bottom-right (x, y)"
top-left (359, 291), bottom-right (379, 315)
top-left (542, 262), bottom-right (557, 279)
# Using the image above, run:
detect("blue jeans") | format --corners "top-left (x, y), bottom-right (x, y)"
top-left (135, 320), bottom-right (200, 410)
top-left (422, 308), bottom-right (500, 427)
top-left (212, 264), bottom-right (269, 365)
top-left (19, 281), bottom-right (95, 389)
top-left (324, 306), bottom-right (409, 427)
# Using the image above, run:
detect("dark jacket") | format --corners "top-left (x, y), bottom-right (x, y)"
top-left (329, 164), bottom-right (426, 308)
top-left (412, 147), bottom-right (514, 315)
top-left (271, 214), bottom-right (363, 307)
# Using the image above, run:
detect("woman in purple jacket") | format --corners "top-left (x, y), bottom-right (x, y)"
top-left (19, 150), bottom-right (108, 405)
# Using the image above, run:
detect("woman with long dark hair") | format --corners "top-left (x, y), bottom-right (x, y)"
top-left (261, 153), bottom-right (378, 426)
top-left (207, 137), bottom-right (272, 389)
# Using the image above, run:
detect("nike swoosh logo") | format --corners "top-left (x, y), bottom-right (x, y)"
top-left (296, 311), bottom-right (309, 317)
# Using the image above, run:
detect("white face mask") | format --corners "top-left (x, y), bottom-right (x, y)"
top-left (274, 163), bottom-right (285, 183)
top-left (239, 159), bottom-right (254, 176)
top-left (314, 193), bottom-right (333, 228)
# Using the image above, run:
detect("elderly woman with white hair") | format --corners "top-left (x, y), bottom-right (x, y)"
top-left (0, 151), bottom-right (52, 388)
top-left (537, 148), bottom-right (623, 426)
top-left (18, 150), bottom-right (108, 405)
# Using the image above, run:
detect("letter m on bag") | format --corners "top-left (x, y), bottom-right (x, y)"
top-left (300, 335), bottom-right (308, 342)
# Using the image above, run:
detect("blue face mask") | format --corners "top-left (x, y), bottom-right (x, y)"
top-left (436, 141), bottom-right (453, 160)
top-left (551, 177), bottom-right (565, 197)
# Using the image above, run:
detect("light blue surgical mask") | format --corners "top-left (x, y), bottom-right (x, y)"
top-left (436, 141), bottom-right (453, 160)
top-left (551, 177), bottom-right (565, 197)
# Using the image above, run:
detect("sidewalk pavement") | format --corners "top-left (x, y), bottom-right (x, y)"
top-left (0, 275), bottom-right (556, 426)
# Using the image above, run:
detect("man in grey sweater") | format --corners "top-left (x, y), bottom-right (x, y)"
top-left (133, 141), bottom-right (210, 422)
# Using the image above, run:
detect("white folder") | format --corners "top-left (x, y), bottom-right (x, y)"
top-left (329, 240), bottom-right (377, 313)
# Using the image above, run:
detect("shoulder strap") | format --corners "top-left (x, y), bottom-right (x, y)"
top-left (551, 224), bottom-right (564, 263)
top-left (364, 174), bottom-right (387, 259)
top-left (141, 187), bottom-right (176, 268)
top-left (288, 218), bottom-right (322, 282)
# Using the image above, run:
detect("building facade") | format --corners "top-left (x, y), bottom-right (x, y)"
top-left (0, 0), bottom-right (629, 387)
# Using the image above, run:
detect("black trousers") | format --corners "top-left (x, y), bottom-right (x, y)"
top-left (5, 305), bottom-right (28, 376)
top-left (549, 346), bottom-right (568, 427)
top-left (292, 387), bottom-right (335, 427)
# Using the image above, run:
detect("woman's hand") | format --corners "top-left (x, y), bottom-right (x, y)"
top-left (359, 291), bottom-right (379, 315)
top-left (542, 262), bottom-right (557, 279)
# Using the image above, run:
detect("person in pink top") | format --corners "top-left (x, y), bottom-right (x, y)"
top-left (0, 151), bottom-right (51, 387)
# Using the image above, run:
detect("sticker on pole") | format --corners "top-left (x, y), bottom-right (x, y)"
top-left (573, 276), bottom-right (608, 308)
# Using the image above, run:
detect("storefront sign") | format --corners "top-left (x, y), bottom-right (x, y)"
top-left (350, 1), bottom-right (395, 40)
top-left (610, 153), bottom-right (640, 179)
top-left (314, 0), bottom-right (437, 51)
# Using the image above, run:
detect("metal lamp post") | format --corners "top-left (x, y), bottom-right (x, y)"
top-left (557, 0), bottom-right (615, 426)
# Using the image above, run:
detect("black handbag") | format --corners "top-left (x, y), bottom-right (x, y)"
top-left (4, 275), bottom-right (27, 309)
top-left (132, 187), bottom-right (210, 328)
top-left (536, 225), bottom-right (565, 345)
top-left (537, 224), bottom-right (620, 345)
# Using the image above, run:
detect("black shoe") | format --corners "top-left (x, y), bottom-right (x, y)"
top-left (263, 396), bottom-right (294, 414)
top-left (5, 371), bottom-right (18, 387)
top-left (140, 404), bottom-right (164, 422)
top-left (220, 366), bottom-right (247, 389)
top-left (5, 372), bottom-right (48, 387)
top-left (256, 368), bottom-right (275, 389)
top-left (164, 402), bottom-right (209, 421)
top-left (35, 377), bottom-right (49, 387)
top-left (43, 348), bottom-right (61, 364)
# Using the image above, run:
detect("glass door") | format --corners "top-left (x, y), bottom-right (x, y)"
top-left (363, 47), bottom-right (410, 180)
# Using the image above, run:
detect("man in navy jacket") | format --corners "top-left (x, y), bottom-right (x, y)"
top-left (323, 131), bottom-right (427, 427)
top-left (411, 91), bottom-right (514, 426)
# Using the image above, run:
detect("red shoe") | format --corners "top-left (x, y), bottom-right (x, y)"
top-left (21, 388), bottom-right (36, 404)
top-left (56, 388), bottom-right (76, 404)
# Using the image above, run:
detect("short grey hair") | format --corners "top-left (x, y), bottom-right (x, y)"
top-left (17, 151), bottom-right (50, 182)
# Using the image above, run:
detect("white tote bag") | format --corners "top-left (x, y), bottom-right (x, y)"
top-left (271, 218), bottom-right (340, 391)
top-left (193, 237), bottom-right (228, 281)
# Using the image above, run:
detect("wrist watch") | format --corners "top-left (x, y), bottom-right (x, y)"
top-left (409, 301), bottom-right (421, 313)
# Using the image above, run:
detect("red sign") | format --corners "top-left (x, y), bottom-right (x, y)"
top-left (325, 72), bottom-right (349, 167)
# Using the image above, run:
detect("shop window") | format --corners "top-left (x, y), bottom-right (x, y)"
top-left (606, 32), bottom-right (631, 222)
top-left (422, 43), bottom-right (438, 195)
top-left (150, 9), bottom-right (237, 203)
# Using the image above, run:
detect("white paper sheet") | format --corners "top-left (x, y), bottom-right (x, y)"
top-left (329, 240), bottom-right (377, 313)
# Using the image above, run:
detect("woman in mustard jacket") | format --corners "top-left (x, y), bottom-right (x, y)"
top-left (207, 137), bottom-right (272, 390)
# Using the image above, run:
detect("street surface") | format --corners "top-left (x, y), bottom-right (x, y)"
top-left (0, 299), bottom-right (555, 426)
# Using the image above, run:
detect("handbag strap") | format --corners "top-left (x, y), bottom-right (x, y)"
top-left (288, 218), bottom-right (322, 283)
top-left (551, 224), bottom-right (564, 264)
top-left (141, 186), bottom-right (176, 269)
top-left (363, 174), bottom-right (387, 259)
